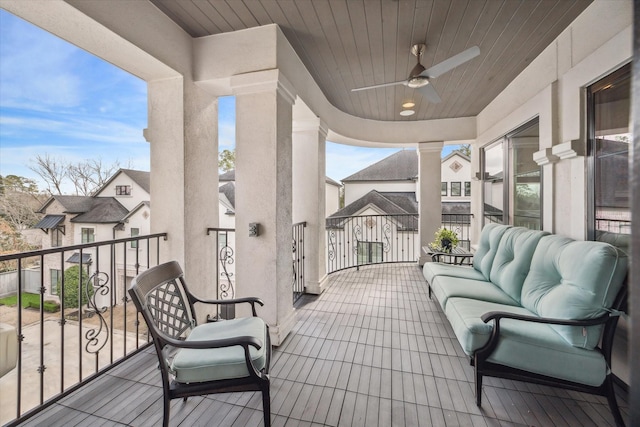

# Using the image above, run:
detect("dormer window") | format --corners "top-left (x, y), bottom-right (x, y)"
top-left (116, 185), bottom-right (131, 196)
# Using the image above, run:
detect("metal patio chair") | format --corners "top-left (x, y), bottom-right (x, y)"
top-left (128, 261), bottom-right (271, 427)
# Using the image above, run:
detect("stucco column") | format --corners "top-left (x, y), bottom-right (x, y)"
top-left (232, 70), bottom-right (296, 346)
top-left (292, 116), bottom-right (328, 295)
top-left (146, 77), bottom-right (219, 301)
top-left (417, 142), bottom-right (443, 265)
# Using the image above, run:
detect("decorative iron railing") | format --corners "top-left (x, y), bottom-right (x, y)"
top-left (441, 213), bottom-right (472, 250)
top-left (326, 213), bottom-right (474, 273)
top-left (326, 214), bottom-right (419, 273)
top-left (207, 227), bottom-right (236, 320)
top-left (292, 222), bottom-right (306, 304)
top-left (0, 233), bottom-right (167, 426)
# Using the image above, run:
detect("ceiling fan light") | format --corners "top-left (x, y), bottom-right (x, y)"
top-left (407, 76), bottom-right (429, 88)
top-left (399, 109), bottom-right (415, 117)
top-left (402, 101), bottom-right (415, 108)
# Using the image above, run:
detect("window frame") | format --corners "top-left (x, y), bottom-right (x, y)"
top-left (81, 228), bottom-right (95, 244)
top-left (451, 182), bottom-right (462, 197)
top-left (116, 185), bottom-right (131, 196)
top-left (441, 182), bottom-right (448, 196)
top-left (130, 227), bottom-right (140, 248)
top-left (464, 182), bottom-right (471, 197)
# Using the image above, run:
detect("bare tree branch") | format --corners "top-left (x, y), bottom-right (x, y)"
top-left (29, 154), bottom-right (67, 195)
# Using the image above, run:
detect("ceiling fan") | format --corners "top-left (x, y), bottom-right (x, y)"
top-left (351, 44), bottom-right (480, 104)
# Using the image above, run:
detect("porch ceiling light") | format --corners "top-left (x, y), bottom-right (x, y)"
top-left (407, 75), bottom-right (430, 88)
top-left (402, 101), bottom-right (415, 108)
top-left (399, 109), bottom-right (415, 117)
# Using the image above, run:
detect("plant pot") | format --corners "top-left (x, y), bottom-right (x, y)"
top-left (441, 238), bottom-right (452, 253)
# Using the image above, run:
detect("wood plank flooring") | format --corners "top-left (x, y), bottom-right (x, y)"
top-left (15, 263), bottom-right (628, 426)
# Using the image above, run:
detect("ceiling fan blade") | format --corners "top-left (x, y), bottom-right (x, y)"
top-left (423, 46), bottom-right (480, 78)
top-left (351, 80), bottom-right (407, 92)
top-left (419, 83), bottom-right (441, 104)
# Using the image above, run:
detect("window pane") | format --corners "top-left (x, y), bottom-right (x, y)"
top-left (464, 182), bottom-right (471, 197)
top-left (451, 182), bottom-right (461, 196)
top-left (130, 228), bottom-right (139, 248)
top-left (82, 228), bottom-right (95, 243)
top-left (511, 123), bottom-right (541, 230)
top-left (482, 142), bottom-right (504, 225)
top-left (441, 182), bottom-right (447, 196)
top-left (589, 64), bottom-right (631, 250)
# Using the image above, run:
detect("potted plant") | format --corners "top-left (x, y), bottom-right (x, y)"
top-left (429, 227), bottom-right (459, 253)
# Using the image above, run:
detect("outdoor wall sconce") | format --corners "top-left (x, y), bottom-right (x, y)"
top-left (249, 223), bottom-right (260, 237)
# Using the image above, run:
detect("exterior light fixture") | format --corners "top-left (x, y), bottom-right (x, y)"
top-left (402, 101), bottom-right (415, 108)
top-left (399, 109), bottom-right (415, 117)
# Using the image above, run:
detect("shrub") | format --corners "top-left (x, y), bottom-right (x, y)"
top-left (57, 265), bottom-right (94, 309)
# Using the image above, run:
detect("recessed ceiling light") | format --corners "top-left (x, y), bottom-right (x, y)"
top-left (399, 109), bottom-right (415, 117)
top-left (402, 101), bottom-right (415, 108)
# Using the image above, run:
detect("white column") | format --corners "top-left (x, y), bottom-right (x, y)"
top-left (293, 117), bottom-right (328, 295)
top-left (417, 142), bottom-right (444, 265)
top-left (146, 78), bottom-right (219, 301)
top-left (232, 70), bottom-right (296, 346)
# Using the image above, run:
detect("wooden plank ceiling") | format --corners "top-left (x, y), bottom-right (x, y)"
top-left (149, 0), bottom-right (592, 122)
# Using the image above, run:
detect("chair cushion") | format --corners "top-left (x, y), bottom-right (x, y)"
top-left (171, 317), bottom-right (268, 383)
top-left (488, 227), bottom-right (549, 303)
top-left (422, 262), bottom-right (486, 285)
top-left (472, 224), bottom-right (511, 280)
top-left (521, 235), bottom-right (628, 349)
top-left (431, 275), bottom-right (519, 311)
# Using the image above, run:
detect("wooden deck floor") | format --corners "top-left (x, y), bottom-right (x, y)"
top-left (16, 263), bottom-right (628, 426)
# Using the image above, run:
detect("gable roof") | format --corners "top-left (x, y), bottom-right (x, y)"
top-left (94, 168), bottom-right (150, 196)
top-left (327, 190), bottom-right (418, 231)
top-left (219, 169), bottom-right (235, 182)
top-left (442, 151), bottom-right (470, 163)
top-left (219, 181), bottom-right (235, 211)
top-left (70, 198), bottom-right (129, 223)
top-left (37, 195), bottom-right (94, 214)
top-left (342, 150), bottom-right (417, 182)
top-left (325, 176), bottom-right (341, 187)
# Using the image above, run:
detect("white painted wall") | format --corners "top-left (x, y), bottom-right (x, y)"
top-left (344, 181), bottom-right (417, 206)
top-left (441, 153), bottom-right (471, 203)
top-left (94, 172), bottom-right (149, 212)
top-left (325, 182), bottom-right (340, 216)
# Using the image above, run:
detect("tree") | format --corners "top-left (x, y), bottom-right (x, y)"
top-left (29, 154), bottom-right (124, 195)
top-left (218, 149), bottom-right (236, 172)
top-left (29, 154), bottom-right (66, 195)
top-left (457, 144), bottom-right (471, 157)
top-left (0, 175), bottom-right (44, 231)
top-left (58, 264), bottom-right (94, 309)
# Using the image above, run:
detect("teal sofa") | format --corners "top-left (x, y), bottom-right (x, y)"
top-left (423, 224), bottom-right (628, 426)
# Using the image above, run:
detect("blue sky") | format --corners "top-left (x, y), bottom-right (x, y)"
top-left (0, 10), bottom-right (458, 193)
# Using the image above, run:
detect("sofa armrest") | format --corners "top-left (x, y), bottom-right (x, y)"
top-left (480, 311), bottom-right (613, 327)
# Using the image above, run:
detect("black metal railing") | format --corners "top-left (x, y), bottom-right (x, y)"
top-left (326, 213), bottom-right (474, 273)
top-left (0, 233), bottom-right (167, 426)
top-left (441, 213), bottom-right (472, 250)
top-left (326, 214), bottom-right (419, 273)
top-left (292, 222), bottom-right (306, 304)
top-left (207, 227), bottom-right (236, 320)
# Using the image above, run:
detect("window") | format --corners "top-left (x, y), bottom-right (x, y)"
top-left (51, 228), bottom-right (63, 247)
top-left (116, 185), bottom-right (131, 196)
top-left (81, 228), bottom-right (95, 243)
top-left (464, 182), bottom-right (471, 197)
top-left (587, 64), bottom-right (631, 249)
top-left (50, 269), bottom-right (61, 295)
top-left (481, 119), bottom-right (541, 230)
top-left (451, 182), bottom-right (461, 197)
top-left (441, 182), bottom-right (447, 196)
top-left (357, 241), bottom-right (383, 264)
top-left (130, 228), bottom-right (139, 248)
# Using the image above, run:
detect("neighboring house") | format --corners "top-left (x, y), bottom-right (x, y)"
top-left (327, 150), bottom-right (472, 267)
top-left (325, 177), bottom-right (341, 216)
top-left (34, 169), bottom-right (151, 306)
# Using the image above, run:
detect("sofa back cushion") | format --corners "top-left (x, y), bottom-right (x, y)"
top-left (521, 235), bottom-right (628, 349)
top-left (473, 224), bottom-right (511, 279)
top-left (488, 227), bottom-right (549, 302)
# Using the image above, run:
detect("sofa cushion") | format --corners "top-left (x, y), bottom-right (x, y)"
top-left (489, 227), bottom-right (549, 303)
top-left (472, 223), bottom-right (511, 280)
top-left (423, 263), bottom-right (486, 285)
top-left (444, 297), bottom-right (534, 355)
top-left (431, 275), bottom-right (519, 311)
top-left (521, 235), bottom-right (628, 349)
top-left (171, 317), bottom-right (267, 383)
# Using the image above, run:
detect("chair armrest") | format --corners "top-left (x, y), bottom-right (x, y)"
top-left (192, 296), bottom-right (265, 316)
top-left (481, 311), bottom-right (612, 327)
top-left (162, 333), bottom-right (263, 351)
